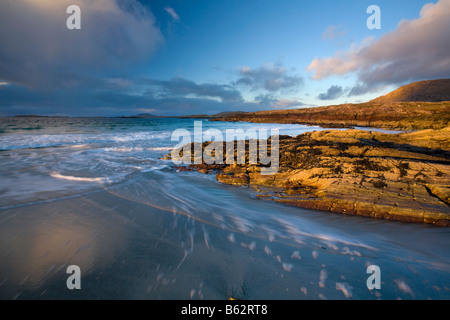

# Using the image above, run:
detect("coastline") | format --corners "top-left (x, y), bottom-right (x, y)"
top-left (209, 101), bottom-right (450, 131)
top-left (1, 116), bottom-right (449, 299)
top-left (165, 126), bottom-right (450, 226)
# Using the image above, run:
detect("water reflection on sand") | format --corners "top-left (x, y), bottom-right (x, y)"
top-left (1, 170), bottom-right (449, 300)
top-left (0, 195), bottom-right (127, 298)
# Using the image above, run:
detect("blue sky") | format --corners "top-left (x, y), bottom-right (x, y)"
top-left (0, 0), bottom-right (449, 116)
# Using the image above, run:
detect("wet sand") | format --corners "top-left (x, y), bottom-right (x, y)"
top-left (1, 170), bottom-right (449, 300)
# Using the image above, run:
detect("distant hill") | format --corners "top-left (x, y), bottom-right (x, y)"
top-left (119, 113), bottom-right (163, 118)
top-left (134, 113), bottom-right (158, 118)
top-left (210, 111), bottom-right (247, 118)
top-left (13, 115), bottom-right (50, 117)
top-left (180, 111), bottom-right (247, 119)
top-left (210, 79), bottom-right (450, 130)
top-left (371, 79), bottom-right (450, 103)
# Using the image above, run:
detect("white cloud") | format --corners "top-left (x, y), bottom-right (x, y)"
top-left (308, 0), bottom-right (450, 94)
top-left (164, 7), bottom-right (180, 21)
top-left (322, 24), bottom-right (347, 40)
top-left (236, 62), bottom-right (303, 92)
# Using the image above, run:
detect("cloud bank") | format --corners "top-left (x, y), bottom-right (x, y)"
top-left (308, 0), bottom-right (450, 94)
top-left (0, 0), bottom-right (306, 117)
top-left (317, 85), bottom-right (344, 100)
top-left (0, 70), bottom-right (306, 116)
top-left (147, 77), bottom-right (243, 103)
top-left (0, 0), bottom-right (163, 89)
top-left (236, 63), bottom-right (303, 93)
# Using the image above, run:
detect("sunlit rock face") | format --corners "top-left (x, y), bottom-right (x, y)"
top-left (168, 127), bottom-right (450, 225)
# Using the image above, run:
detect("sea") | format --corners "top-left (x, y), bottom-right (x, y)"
top-left (0, 116), bottom-right (448, 299)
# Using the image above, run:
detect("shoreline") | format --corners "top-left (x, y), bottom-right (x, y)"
top-left (209, 101), bottom-right (450, 131)
top-left (165, 126), bottom-right (450, 226)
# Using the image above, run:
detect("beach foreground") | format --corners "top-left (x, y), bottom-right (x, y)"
top-left (0, 117), bottom-right (449, 300)
top-left (1, 168), bottom-right (449, 300)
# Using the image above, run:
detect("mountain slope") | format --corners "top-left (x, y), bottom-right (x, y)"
top-left (210, 79), bottom-right (450, 130)
top-left (371, 79), bottom-right (450, 103)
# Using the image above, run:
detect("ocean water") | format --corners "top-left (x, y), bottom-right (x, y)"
top-left (0, 117), bottom-right (448, 300)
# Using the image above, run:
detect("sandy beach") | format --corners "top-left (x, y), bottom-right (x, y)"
top-left (0, 117), bottom-right (449, 300)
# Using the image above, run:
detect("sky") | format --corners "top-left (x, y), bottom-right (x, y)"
top-left (0, 0), bottom-right (449, 116)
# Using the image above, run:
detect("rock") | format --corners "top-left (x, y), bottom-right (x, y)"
top-left (216, 173), bottom-right (249, 186)
top-left (173, 166), bottom-right (193, 172)
top-left (197, 168), bottom-right (209, 174)
top-left (164, 127), bottom-right (450, 226)
top-left (425, 184), bottom-right (450, 206)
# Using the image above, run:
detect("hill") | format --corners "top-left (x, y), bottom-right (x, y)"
top-left (372, 79), bottom-right (450, 103)
top-left (211, 79), bottom-right (450, 130)
top-left (179, 111), bottom-right (248, 119)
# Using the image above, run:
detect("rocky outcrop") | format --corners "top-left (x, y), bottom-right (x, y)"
top-left (210, 101), bottom-right (450, 130)
top-left (165, 127), bottom-right (450, 226)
